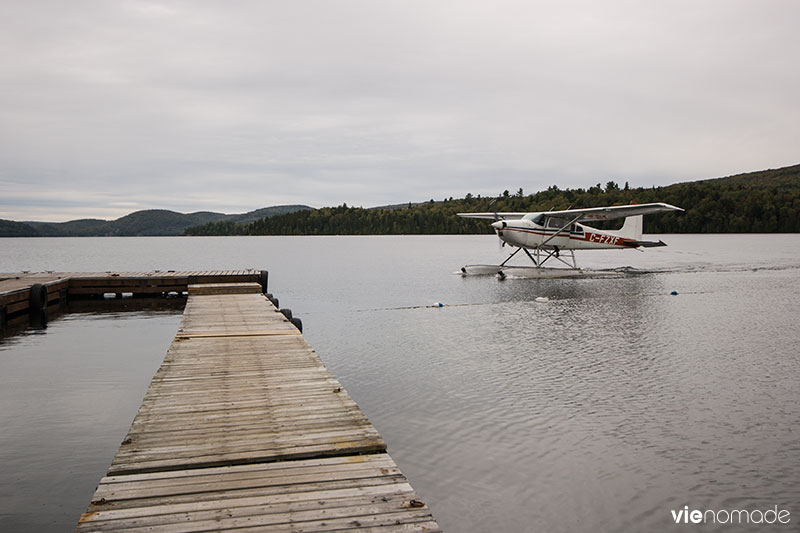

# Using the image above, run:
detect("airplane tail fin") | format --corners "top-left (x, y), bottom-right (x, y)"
top-left (614, 215), bottom-right (643, 240)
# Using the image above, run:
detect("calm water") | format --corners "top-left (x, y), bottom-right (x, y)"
top-left (1, 235), bottom-right (799, 532)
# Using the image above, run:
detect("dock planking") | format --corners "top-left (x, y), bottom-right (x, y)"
top-left (107, 287), bottom-right (385, 476)
top-left (79, 455), bottom-right (438, 532)
top-left (74, 279), bottom-right (438, 531)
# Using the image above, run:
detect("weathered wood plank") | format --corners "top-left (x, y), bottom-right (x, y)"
top-left (86, 479), bottom-right (415, 514)
top-left (176, 329), bottom-right (300, 338)
top-left (95, 465), bottom-right (404, 501)
top-left (100, 455), bottom-right (399, 485)
top-left (187, 282), bottom-right (262, 295)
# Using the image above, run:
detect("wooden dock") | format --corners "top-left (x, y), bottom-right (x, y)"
top-left (0, 270), bottom-right (267, 322)
top-left (1, 272), bottom-right (439, 531)
top-left (0, 270), bottom-right (270, 332)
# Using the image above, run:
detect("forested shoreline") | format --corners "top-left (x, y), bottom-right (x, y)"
top-left (185, 164), bottom-right (800, 235)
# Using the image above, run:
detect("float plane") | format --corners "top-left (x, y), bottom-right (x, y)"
top-left (457, 202), bottom-right (683, 276)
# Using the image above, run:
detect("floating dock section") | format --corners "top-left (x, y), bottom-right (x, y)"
top-left (1, 272), bottom-right (439, 531)
top-left (0, 270), bottom-right (267, 325)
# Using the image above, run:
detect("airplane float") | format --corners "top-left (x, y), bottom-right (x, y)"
top-left (457, 202), bottom-right (683, 277)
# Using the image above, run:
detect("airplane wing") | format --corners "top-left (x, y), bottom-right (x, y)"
top-left (456, 212), bottom-right (528, 220)
top-left (542, 202), bottom-right (683, 221)
top-left (458, 203), bottom-right (683, 222)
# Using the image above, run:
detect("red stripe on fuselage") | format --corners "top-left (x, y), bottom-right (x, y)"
top-left (502, 227), bottom-right (636, 247)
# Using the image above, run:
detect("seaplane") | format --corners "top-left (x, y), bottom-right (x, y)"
top-left (457, 202), bottom-right (683, 278)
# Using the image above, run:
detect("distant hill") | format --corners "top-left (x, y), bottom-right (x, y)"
top-left (227, 206), bottom-right (315, 224)
top-left (1, 205), bottom-right (310, 237)
top-left (27, 218), bottom-right (110, 236)
top-left (694, 164), bottom-right (800, 189)
top-left (184, 164), bottom-right (800, 235)
top-left (98, 210), bottom-right (229, 236)
top-left (0, 219), bottom-right (39, 237)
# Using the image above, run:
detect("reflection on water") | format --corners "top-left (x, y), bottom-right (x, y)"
top-left (0, 235), bottom-right (799, 532)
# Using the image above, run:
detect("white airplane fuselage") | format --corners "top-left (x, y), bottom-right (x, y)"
top-left (491, 214), bottom-right (643, 251)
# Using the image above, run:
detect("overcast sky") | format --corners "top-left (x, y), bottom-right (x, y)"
top-left (1, 1), bottom-right (798, 221)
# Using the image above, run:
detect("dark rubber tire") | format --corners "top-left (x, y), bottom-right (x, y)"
top-left (29, 284), bottom-right (47, 313)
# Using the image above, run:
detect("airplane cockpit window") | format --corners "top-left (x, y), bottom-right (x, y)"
top-left (523, 213), bottom-right (546, 225)
top-left (546, 217), bottom-right (568, 228)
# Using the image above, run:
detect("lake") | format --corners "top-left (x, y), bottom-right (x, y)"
top-left (1, 234), bottom-right (799, 532)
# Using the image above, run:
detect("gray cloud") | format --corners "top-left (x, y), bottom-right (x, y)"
top-left (1, 0), bottom-right (798, 221)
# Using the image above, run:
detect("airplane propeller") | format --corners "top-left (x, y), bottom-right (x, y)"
top-left (491, 219), bottom-right (507, 247)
